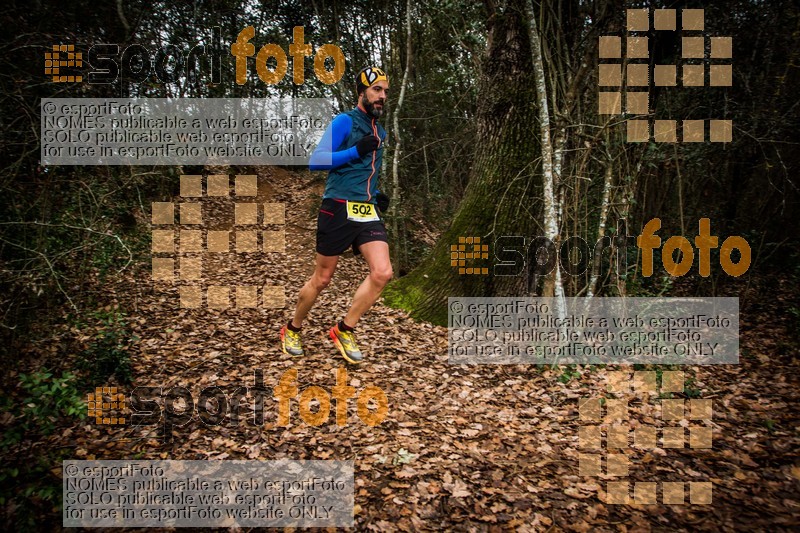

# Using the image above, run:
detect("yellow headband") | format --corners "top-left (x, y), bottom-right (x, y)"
top-left (358, 67), bottom-right (388, 92)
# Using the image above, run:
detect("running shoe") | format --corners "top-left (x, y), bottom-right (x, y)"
top-left (280, 326), bottom-right (304, 356)
top-left (329, 324), bottom-right (363, 364)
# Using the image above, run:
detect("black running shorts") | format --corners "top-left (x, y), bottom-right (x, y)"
top-left (316, 198), bottom-right (388, 256)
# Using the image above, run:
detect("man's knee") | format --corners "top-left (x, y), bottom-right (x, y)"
top-left (312, 271), bottom-right (334, 291)
top-left (370, 265), bottom-right (393, 286)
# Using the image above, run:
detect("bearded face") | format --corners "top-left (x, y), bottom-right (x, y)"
top-left (360, 82), bottom-right (388, 118)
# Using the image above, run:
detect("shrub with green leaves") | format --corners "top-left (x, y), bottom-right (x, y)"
top-left (76, 310), bottom-right (135, 385)
top-left (0, 370), bottom-right (86, 530)
top-left (2, 370), bottom-right (85, 447)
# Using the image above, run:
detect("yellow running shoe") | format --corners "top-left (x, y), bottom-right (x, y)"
top-left (280, 326), bottom-right (304, 356)
top-left (329, 324), bottom-right (363, 364)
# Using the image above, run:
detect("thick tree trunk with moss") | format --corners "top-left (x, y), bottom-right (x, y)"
top-left (383, 0), bottom-right (542, 325)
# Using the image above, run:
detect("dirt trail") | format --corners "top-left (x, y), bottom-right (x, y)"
top-left (76, 168), bottom-right (799, 531)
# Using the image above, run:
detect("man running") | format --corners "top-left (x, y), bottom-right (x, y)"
top-left (280, 66), bottom-right (392, 364)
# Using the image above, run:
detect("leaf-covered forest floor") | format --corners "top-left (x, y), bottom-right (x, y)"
top-left (12, 167), bottom-right (800, 531)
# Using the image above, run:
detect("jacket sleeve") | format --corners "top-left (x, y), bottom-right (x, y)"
top-left (309, 114), bottom-right (360, 170)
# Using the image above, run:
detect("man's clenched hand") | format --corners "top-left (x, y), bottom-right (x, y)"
top-left (356, 135), bottom-right (380, 157)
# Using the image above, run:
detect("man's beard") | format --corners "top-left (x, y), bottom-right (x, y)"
top-left (362, 94), bottom-right (384, 118)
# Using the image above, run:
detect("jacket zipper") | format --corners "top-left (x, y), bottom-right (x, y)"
top-left (366, 117), bottom-right (378, 202)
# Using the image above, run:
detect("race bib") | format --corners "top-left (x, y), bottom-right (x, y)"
top-left (346, 201), bottom-right (380, 222)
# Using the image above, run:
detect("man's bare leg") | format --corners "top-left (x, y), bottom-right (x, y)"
top-left (291, 253), bottom-right (339, 328)
top-left (344, 241), bottom-right (393, 327)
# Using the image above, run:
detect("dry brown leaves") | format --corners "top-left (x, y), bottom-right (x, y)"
top-left (47, 167), bottom-right (800, 531)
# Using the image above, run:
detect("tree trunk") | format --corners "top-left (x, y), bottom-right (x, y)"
top-left (383, 0), bottom-right (541, 325)
top-left (525, 0), bottom-right (563, 302)
top-left (587, 162), bottom-right (614, 297)
top-left (391, 0), bottom-right (412, 274)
